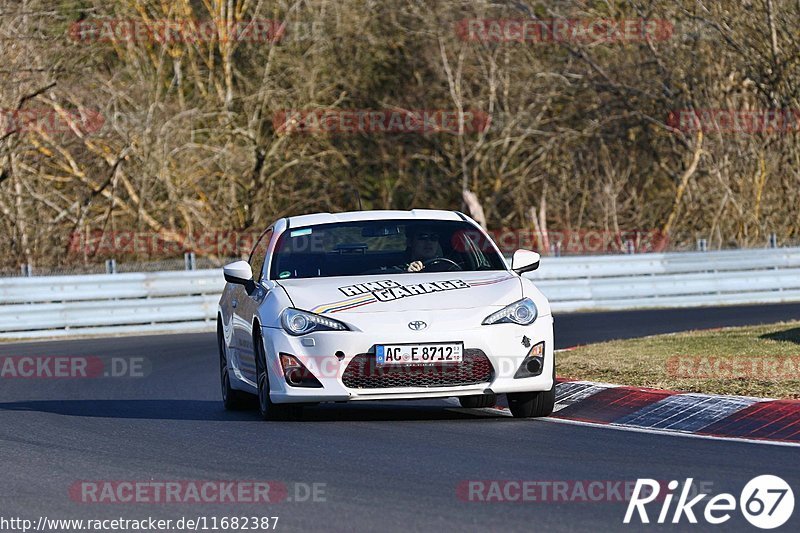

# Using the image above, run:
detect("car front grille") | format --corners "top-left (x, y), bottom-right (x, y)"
top-left (341, 349), bottom-right (494, 389)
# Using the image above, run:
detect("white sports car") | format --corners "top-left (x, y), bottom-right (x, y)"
top-left (217, 209), bottom-right (554, 419)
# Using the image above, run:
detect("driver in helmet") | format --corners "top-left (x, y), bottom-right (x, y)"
top-left (406, 227), bottom-right (444, 272)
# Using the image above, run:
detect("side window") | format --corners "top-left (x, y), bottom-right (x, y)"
top-left (248, 228), bottom-right (273, 282)
top-left (462, 230), bottom-right (492, 269)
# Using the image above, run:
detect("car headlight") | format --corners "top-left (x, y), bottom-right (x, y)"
top-left (280, 308), bottom-right (349, 335)
top-left (482, 298), bottom-right (538, 325)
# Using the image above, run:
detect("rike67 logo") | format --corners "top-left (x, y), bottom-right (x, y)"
top-left (624, 476), bottom-right (794, 529)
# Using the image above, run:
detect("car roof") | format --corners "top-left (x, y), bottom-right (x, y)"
top-left (285, 209), bottom-right (465, 228)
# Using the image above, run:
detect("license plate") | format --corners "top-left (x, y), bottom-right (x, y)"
top-left (375, 343), bottom-right (463, 365)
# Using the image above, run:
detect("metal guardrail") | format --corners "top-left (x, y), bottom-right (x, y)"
top-left (0, 271), bottom-right (223, 339)
top-left (528, 247), bottom-right (800, 312)
top-left (1, 247), bottom-right (799, 339)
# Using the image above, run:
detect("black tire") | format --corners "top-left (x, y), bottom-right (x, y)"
top-left (458, 393), bottom-right (497, 408)
top-left (218, 319), bottom-right (251, 410)
top-left (254, 332), bottom-right (302, 421)
top-left (507, 364), bottom-right (556, 418)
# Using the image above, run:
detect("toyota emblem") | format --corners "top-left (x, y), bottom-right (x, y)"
top-left (408, 321), bottom-right (428, 331)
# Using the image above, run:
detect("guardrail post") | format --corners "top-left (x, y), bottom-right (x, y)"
top-left (696, 238), bottom-right (708, 252)
top-left (105, 259), bottom-right (117, 274)
top-left (184, 252), bottom-right (196, 271)
top-left (768, 233), bottom-right (778, 248)
top-left (20, 263), bottom-right (32, 277)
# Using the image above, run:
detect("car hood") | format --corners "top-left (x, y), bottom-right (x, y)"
top-left (277, 271), bottom-right (522, 315)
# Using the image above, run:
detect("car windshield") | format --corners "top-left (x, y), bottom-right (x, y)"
top-left (269, 219), bottom-right (506, 279)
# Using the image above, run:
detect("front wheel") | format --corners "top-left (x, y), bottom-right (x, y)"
top-left (219, 320), bottom-right (251, 410)
top-left (507, 366), bottom-right (556, 418)
top-left (254, 333), bottom-right (302, 421)
top-left (458, 393), bottom-right (497, 408)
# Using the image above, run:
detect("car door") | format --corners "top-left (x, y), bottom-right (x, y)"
top-left (230, 227), bottom-right (273, 384)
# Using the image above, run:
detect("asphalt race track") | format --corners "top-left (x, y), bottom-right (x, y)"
top-left (555, 301), bottom-right (800, 347)
top-left (2, 302), bottom-right (800, 532)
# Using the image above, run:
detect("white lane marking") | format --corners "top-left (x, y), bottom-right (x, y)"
top-left (559, 379), bottom-right (623, 389)
top-left (616, 393), bottom-right (760, 432)
top-left (538, 416), bottom-right (800, 448)
top-left (554, 382), bottom-right (608, 412)
top-left (446, 387), bottom-right (798, 447)
top-left (446, 396), bottom-right (800, 447)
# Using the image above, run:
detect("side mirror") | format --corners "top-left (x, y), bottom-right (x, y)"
top-left (223, 261), bottom-right (254, 286)
top-left (511, 249), bottom-right (540, 274)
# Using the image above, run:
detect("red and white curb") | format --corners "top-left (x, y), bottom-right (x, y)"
top-left (483, 380), bottom-right (800, 447)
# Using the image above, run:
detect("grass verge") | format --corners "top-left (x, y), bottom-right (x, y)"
top-left (557, 320), bottom-right (800, 399)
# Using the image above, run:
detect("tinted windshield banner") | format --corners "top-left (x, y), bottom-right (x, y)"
top-left (338, 279), bottom-right (470, 302)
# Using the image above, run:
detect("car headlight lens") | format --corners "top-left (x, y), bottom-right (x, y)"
top-left (482, 298), bottom-right (538, 325)
top-left (280, 308), bottom-right (349, 335)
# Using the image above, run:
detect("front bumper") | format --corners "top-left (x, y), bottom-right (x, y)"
top-left (259, 311), bottom-right (554, 404)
